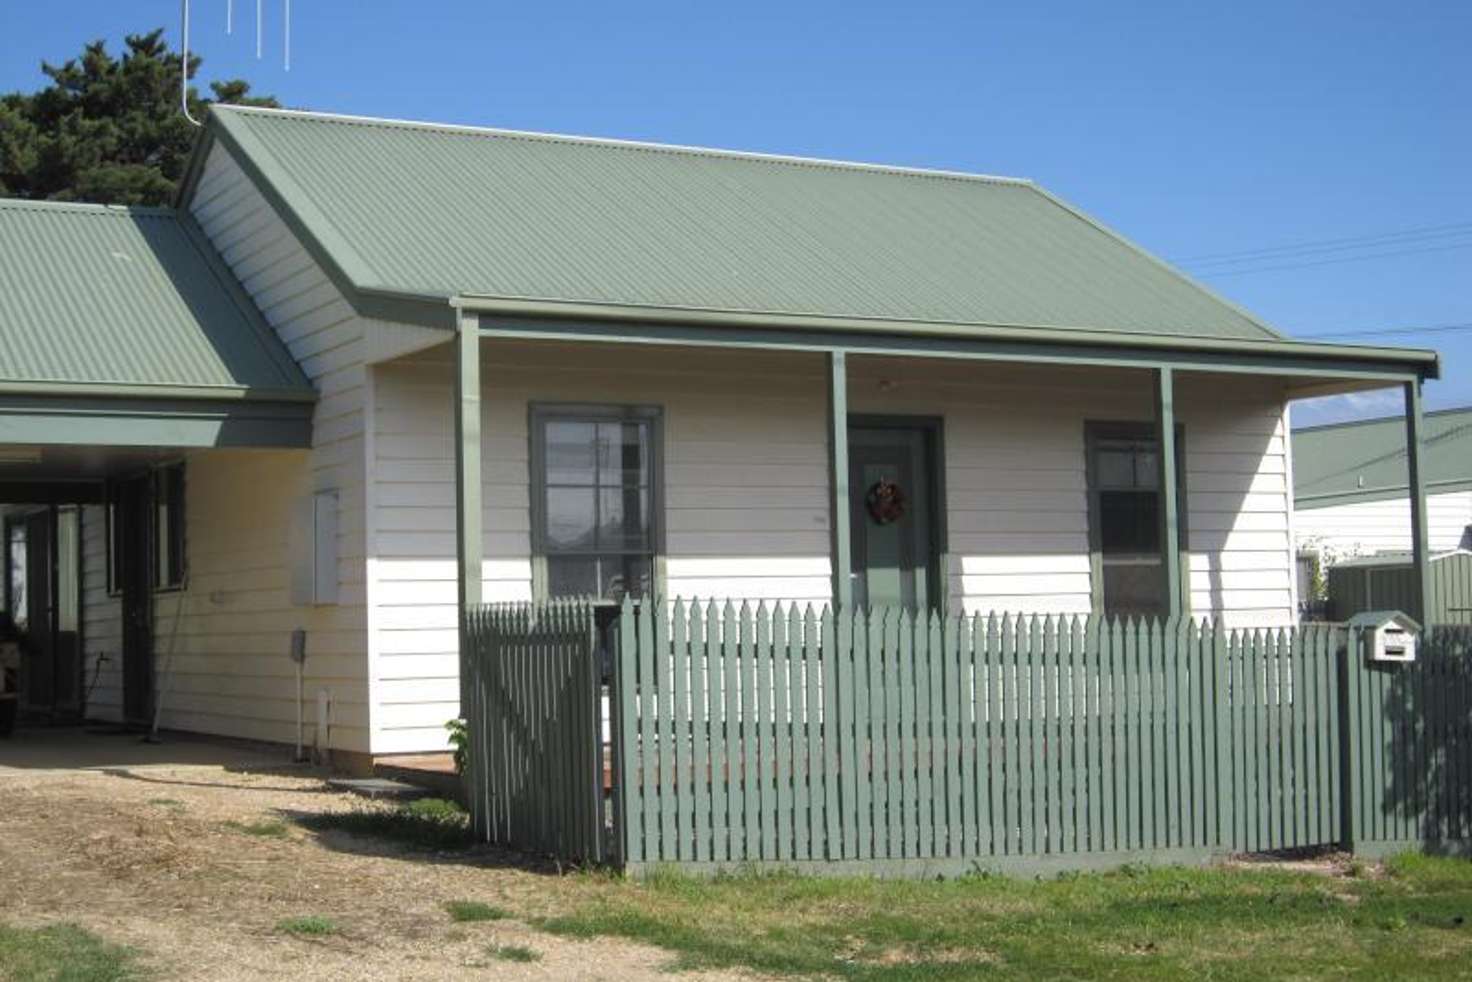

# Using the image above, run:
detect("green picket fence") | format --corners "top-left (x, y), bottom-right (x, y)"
top-left (1344, 625), bottom-right (1472, 854)
top-left (462, 601), bottom-right (1472, 874)
top-left (609, 602), bottom-right (1352, 873)
top-left (462, 601), bottom-right (608, 863)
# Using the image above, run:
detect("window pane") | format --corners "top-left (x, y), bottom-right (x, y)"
top-left (545, 421), bottom-right (598, 485)
top-left (7, 525), bottom-right (26, 630)
top-left (1096, 448), bottom-right (1136, 488)
top-left (57, 509), bottom-right (78, 632)
top-left (597, 421), bottom-right (647, 486)
top-left (1100, 490), bottom-right (1159, 554)
top-left (1103, 562), bottom-right (1165, 619)
top-left (156, 500), bottom-right (171, 587)
top-left (601, 555), bottom-right (652, 601)
top-left (1133, 449), bottom-right (1159, 489)
top-left (547, 555), bottom-right (599, 597)
top-left (598, 487), bottom-right (650, 551)
top-left (545, 487), bottom-right (597, 552)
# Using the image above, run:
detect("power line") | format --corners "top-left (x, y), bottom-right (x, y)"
top-left (1177, 220), bottom-right (1472, 266)
top-left (1298, 321), bottom-right (1472, 340)
top-left (1190, 239), bottom-right (1472, 278)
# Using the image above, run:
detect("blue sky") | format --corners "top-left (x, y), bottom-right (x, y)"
top-left (3, 1), bottom-right (1467, 426)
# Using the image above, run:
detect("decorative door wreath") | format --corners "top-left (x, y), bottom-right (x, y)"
top-left (865, 477), bottom-right (906, 524)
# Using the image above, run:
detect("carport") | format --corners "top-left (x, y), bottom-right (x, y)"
top-left (0, 199), bottom-right (313, 724)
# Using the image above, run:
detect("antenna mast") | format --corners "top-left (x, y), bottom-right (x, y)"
top-left (180, 0), bottom-right (295, 124)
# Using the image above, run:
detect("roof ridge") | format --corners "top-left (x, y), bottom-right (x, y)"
top-left (215, 104), bottom-right (1036, 188)
top-left (0, 198), bottom-right (176, 217)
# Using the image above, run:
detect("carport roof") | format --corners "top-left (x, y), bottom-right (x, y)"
top-left (0, 199), bottom-right (313, 453)
top-left (0, 199), bottom-right (311, 400)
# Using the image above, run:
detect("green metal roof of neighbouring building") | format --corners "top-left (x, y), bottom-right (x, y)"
top-left (1293, 407), bottom-right (1472, 508)
top-left (0, 198), bottom-right (311, 399)
top-left (202, 105), bottom-right (1292, 344)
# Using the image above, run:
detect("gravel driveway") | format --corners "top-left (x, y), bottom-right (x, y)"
top-left (0, 729), bottom-right (743, 981)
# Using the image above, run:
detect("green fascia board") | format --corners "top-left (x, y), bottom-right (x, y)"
top-left (0, 393), bottom-right (313, 449)
top-left (467, 306), bottom-right (1435, 382)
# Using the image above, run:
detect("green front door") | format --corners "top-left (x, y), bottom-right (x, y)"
top-left (849, 423), bottom-right (940, 612)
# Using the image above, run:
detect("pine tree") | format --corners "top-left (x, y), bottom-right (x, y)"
top-left (0, 28), bottom-right (277, 205)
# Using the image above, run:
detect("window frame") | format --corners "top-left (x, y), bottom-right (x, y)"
top-left (528, 403), bottom-right (665, 602)
top-left (152, 462), bottom-right (186, 593)
top-left (104, 484), bottom-right (122, 597)
top-left (1084, 420), bottom-right (1189, 620)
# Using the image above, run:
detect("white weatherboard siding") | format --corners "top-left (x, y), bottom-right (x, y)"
top-left (146, 451), bottom-right (368, 746)
top-left (368, 343), bottom-right (831, 753)
top-left (848, 360), bottom-right (1295, 627)
top-left (368, 345), bottom-right (1298, 752)
top-left (80, 504), bottom-right (122, 721)
top-left (186, 141), bottom-right (372, 752)
top-left (1295, 491), bottom-right (1472, 558)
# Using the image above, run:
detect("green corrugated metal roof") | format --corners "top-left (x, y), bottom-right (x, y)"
top-left (0, 199), bottom-right (311, 398)
top-left (1293, 407), bottom-right (1472, 507)
top-left (207, 105), bottom-right (1287, 343)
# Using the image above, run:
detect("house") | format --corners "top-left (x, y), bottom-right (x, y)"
top-left (1293, 407), bottom-right (1472, 560)
top-left (0, 106), bottom-right (1440, 766)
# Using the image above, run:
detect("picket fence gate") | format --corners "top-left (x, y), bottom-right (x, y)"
top-left (462, 600), bottom-right (1472, 875)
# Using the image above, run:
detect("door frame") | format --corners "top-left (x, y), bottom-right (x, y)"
top-left (847, 414), bottom-right (949, 614)
top-left (1, 504), bottom-right (86, 719)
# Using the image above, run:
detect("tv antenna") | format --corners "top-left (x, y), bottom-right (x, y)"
top-left (180, 0), bottom-right (293, 126)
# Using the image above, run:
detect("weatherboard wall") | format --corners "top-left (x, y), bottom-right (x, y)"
top-left (365, 345), bottom-right (1297, 753)
top-left (1295, 491), bottom-right (1472, 558)
top-left (184, 141), bottom-right (372, 753)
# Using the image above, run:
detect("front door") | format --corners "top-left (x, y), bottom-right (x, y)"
top-left (849, 422), bottom-right (941, 612)
top-left (116, 477), bottom-right (154, 725)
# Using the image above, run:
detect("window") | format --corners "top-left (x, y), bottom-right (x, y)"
top-left (1086, 422), bottom-right (1186, 619)
top-left (153, 464), bottom-right (186, 590)
top-left (5, 518), bottom-right (27, 631)
top-left (105, 489), bottom-right (122, 596)
top-left (532, 406), bottom-right (661, 601)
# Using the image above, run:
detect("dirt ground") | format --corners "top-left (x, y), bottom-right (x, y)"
top-left (0, 729), bottom-right (744, 981)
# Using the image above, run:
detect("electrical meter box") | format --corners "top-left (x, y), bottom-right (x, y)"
top-left (1347, 610), bottom-right (1420, 664)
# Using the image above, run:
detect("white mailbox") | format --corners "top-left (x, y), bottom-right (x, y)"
top-left (1347, 610), bottom-right (1420, 664)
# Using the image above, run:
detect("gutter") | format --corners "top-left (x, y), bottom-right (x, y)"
top-left (448, 293), bottom-right (1441, 378)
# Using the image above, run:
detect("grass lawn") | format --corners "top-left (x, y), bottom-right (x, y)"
top-left (296, 797), bottom-right (471, 851)
top-left (539, 853), bottom-right (1472, 979)
top-left (0, 923), bottom-right (138, 982)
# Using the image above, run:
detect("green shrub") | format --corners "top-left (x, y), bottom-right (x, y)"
top-left (445, 718), bottom-right (469, 775)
